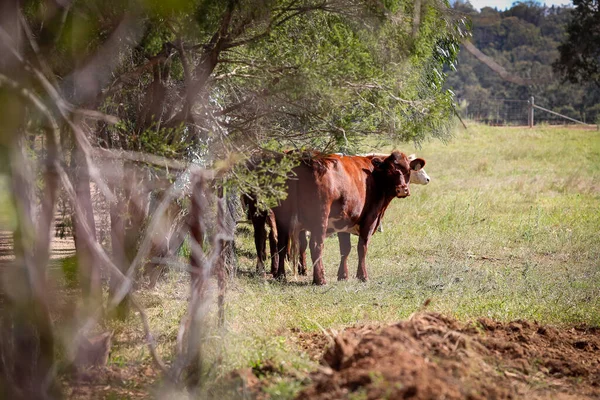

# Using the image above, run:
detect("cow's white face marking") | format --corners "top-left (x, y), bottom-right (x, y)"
top-left (360, 153), bottom-right (430, 185)
top-left (408, 154), bottom-right (430, 185)
top-left (410, 168), bottom-right (430, 185)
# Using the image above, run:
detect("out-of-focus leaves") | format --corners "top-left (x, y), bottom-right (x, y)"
top-left (0, 175), bottom-right (17, 230)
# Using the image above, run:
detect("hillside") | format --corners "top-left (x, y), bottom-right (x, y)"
top-left (447, 1), bottom-right (600, 125)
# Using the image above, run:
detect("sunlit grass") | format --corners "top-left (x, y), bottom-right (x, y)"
top-left (110, 124), bottom-right (600, 397)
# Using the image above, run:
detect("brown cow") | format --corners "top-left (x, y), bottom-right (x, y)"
top-left (292, 153), bottom-right (430, 277)
top-left (270, 151), bottom-right (425, 285)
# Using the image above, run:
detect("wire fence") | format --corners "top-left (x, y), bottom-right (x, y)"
top-left (458, 97), bottom-right (596, 126)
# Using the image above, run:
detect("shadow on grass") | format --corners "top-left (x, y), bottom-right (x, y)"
top-left (234, 269), bottom-right (314, 287)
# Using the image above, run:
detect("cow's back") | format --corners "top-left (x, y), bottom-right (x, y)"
top-left (293, 155), bottom-right (374, 234)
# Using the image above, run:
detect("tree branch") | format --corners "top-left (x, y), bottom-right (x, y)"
top-left (103, 54), bottom-right (168, 99)
top-left (92, 147), bottom-right (188, 171)
top-left (0, 24), bottom-right (117, 204)
top-left (463, 40), bottom-right (539, 86)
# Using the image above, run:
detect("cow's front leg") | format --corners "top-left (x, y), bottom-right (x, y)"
top-left (251, 212), bottom-right (268, 276)
top-left (309, 226), bottom-right (327, 285)
top-left (274, 220), bottom-right (289, 281)
top-left (356, 222), bottom-right (378, 281)
top-left (337, 232), bottom-right (351, 281)
top-left (268, 227), bottom-right (278, 276)
top-left (356, 235), bottom-right (370, 281)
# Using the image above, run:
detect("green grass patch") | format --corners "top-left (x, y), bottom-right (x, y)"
top-left (106, 124), bottom-right (600, 395)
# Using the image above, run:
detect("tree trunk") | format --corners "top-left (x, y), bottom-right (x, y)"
top-left (136, 46), bottom-right (172, 139)
top-left (108, 161), bottom-right (150, 319)
top-left (108, 179), bottom-right (129, 319)
top-left (144, 196), bottom-right (185, 289)
top-left (71, 141), bottom-right (102, 307)
top-left (5, 133), bottom-right (59, 398)
top-left (184, 174), bottom-right (209, 388)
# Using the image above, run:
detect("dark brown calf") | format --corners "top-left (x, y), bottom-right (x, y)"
top-left (242, 194), bottom-right (279, 276)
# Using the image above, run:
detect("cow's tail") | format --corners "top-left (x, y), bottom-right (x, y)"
top-left (287, 177), bottom-right (301, 277)
top-left (266, 210), bottom-right (277, 243)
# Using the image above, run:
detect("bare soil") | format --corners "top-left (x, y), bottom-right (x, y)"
top-left (298, 312), bottom-right (600, 400)
top-left (60, 312), bottom-right (600, 399)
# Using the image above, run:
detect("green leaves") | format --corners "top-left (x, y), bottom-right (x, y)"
top-left (449, 1), bottom-right (600, 124)
top-left (216, 0), bottom-right (463, 147)
top-left (22, 0), bottom-right (465, 168)
top-left (229, 153), bottom-right (298, 212)
top-left (554, 0), bottom-right (600, 87)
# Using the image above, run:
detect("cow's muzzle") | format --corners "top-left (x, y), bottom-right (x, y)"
top-left (396, 186), bottom-right (410, 198)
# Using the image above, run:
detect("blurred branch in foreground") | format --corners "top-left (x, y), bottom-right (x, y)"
top-left (1, 0), bottom-right (464, 397)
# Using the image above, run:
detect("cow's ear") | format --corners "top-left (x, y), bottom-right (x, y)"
top-left (409, 158), bottom-right (426, 171)
top-left (371, 157), bottom-right (385, 169)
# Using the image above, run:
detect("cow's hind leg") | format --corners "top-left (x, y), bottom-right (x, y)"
top-left (337, 232), bottom-right (351, 281)
top-left (268, 228), bottom-right (278, 276)
top-left (267, 211), bottom-right (278, 276)
top-left (298, 230), bottom-right (308, 276)
top-left (250, 211), bottom-right (268, 276)
top-left (274, 219), bottom-right (289, 281)
top-left (356, 218), bottom-right (379, 282)
top-left (356, 236), bottom-right (369, 282)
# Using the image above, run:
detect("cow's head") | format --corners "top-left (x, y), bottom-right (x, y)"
top-left (408, 154), bottom-right (430, 185)
top-left (372, 151), bottom-right (426, 198)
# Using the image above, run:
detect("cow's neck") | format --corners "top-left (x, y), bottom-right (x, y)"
top-left (368, 191), bottom-right (394, 213)
top-left (363, 174), bottom-right (396, 221)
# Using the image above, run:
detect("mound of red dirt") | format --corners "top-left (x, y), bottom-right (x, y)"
top-left (299, 313), bottom-right (600, 400)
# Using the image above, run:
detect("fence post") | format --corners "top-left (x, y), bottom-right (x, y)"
top-left (528, 96), bottom-right (534, 128)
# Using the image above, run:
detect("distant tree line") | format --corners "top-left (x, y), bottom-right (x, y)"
top-left (448, 0), bottom-right (600, 124)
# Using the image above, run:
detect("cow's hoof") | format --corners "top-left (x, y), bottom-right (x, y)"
top-left (337, 276), bottom-right (348, 281)
top-left (312, 278), bottom-right (327, 285)
top-left (356, 276), bottom-right (368, 282)
top-left (274, 274), bottom-right (286, 282)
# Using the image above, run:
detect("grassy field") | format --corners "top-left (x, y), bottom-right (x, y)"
top-left (109, 124), bottom-right (600, 397)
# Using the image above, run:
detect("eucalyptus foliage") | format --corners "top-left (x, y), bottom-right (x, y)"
top-left (21, 0), bottom-right (466, 161)
top-left (554, 0), bottom-right (600, 88)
